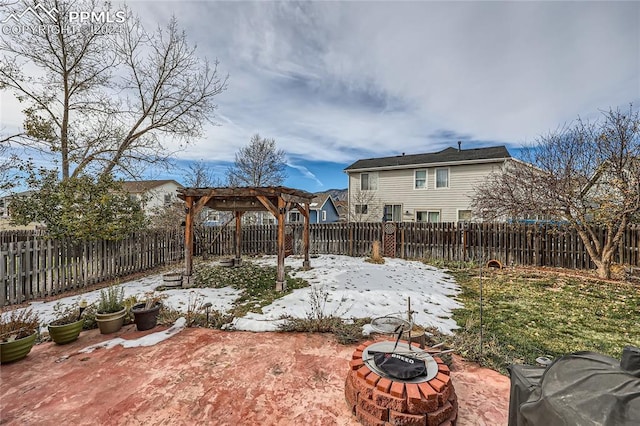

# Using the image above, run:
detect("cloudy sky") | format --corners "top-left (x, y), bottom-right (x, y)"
top-left (2, 0), bottom-right (639, 191)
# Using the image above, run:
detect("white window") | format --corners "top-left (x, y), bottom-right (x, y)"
top-left (414, 170), bottom-right (427, 189)
top-left (164, 193), bottom-right (172, 205)
top-left (383, 204), bottom-right (402, 222)
top-left (355, 204), bottom-right (368, 214)
top-left (435, 168), bottom-right (449, 188)
top-left (360, 172), bottom-right (378, 191)
top-left (457, 210), bottom-right (472, 222)
top-left (262, 214), bottom-right (276, 225)
top-left (416, 211), bottom-right (440, 223)
top-left (289, 211), bottom-right (302, 223)
top-left (321, 210), bottom-right (327, 221)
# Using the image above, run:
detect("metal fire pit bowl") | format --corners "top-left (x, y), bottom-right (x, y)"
top-left (362, 341), bottom-right (439, 383)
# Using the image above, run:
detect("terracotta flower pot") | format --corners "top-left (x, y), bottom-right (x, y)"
top-left (131, 303), bottom-right (162, 331)
top-left (0, 331), bottom-right (37, 364)
top-left (48, 319), bottom-right (83, 345)
top-left (95, 308), bottom-right (126, 334)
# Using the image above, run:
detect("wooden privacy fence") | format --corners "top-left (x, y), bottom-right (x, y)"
top-left (0, 230), bottom-right (47, 245)
top-left (195, 222), bottom-right (640, 269)
top-left (1, 231), bottom-right (183, 306)
top-left (3, 222), bottom-right (639, 306)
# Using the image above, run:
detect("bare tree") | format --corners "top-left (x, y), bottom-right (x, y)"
top-left (182, 160), bottom-right (232, 258)
top-left (227, 134), bottom-right (287, 186)
top-left (183, 159), bottom-right (229, 223)
top-left (149, 160), bottom-right (226, 229)
top-left (348, 189), bottom-right (381, 222)
top-left (184, 160), bottom-right (224, 188)
top-left (472, 105), bottom-right (640, 279)
top-left (0, 0), bottom-right (227, 180)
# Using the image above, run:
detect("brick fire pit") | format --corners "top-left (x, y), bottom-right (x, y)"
top-left (345, 340), bottom-right (458, 426)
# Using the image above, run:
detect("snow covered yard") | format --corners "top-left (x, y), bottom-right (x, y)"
top-left (240, 255), bottom-right (461, 333)
top-left (2, 255), bottom-right (462, 335)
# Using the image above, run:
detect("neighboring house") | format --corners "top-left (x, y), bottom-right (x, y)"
top-left (0, 194), bottom-right (10, 219)
top-left (334, 200), bottom-right (348, 222)
top-left (0, 191), bottom-right (41, 230)
top-left (344, 145), bottom-right (513, 223)
top-left (120, 180), bottom-right (183, 215)
top-left (243, 211), bottom-right (276, 225)
top-left (288, 193), bottom-right (340, 224)
top-left (0, 190), bottom-right (35, 219)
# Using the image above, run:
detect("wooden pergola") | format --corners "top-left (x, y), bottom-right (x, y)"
top-left (177, 186), bottom-right (315, 291)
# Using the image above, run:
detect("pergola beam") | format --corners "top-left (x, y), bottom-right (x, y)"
top-left (256, 195), bottom-right (278, 216)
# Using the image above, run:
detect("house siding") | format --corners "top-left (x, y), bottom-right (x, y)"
top-left (348, 162), bottom-right (505, 222)
top-left (126, 182), bottom-right (182, 215)
top-left (319, 199), bottom-right (340, 223)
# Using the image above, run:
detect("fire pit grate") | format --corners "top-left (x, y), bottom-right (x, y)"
top-left (362, 341), bottom-right (439, 383)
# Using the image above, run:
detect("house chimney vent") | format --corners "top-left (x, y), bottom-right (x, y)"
top-left (458, 141), bottom-right (461, 152)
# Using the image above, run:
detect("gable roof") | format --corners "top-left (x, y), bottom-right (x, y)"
top-left (309, 193), bottom-right (338, 212)
top-left (344, 146), bottom-right (511, 172)
top-left (120, 180), bottom-right (183, 194)
top-left (309, 193), bottom-right (329, 210)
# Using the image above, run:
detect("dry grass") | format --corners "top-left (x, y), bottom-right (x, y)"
top-left (443, 264), bottom-right (640, 373)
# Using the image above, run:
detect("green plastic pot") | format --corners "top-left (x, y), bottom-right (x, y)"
top-left (48, 319), bottom-right (83, 344)
top-left (0, 331), bottom-right (38, 364)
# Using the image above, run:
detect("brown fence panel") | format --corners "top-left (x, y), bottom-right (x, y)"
top-left (3, 222), bottom-right (640, 306)
top-left (1, 231), bottom-right (184, 306)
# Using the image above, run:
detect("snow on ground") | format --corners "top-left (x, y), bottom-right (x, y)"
top-left (2, 275), bottom-right (241, 334)
top-left (3, 255), bottom-right (461, 335)
top-left (79, 318), bottom-right (187, 352)
top-left (236, 255), bottom-right (461, 334)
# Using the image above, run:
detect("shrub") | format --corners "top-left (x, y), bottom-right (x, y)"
top-left (49, 302), bottom-right (82, 326)
top-left (97, 285), bottom-right (125, 314)
top-left (0, 309), bottom-right (40, 342)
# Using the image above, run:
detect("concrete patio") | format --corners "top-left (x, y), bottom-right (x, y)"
top-left (0, 325), bottom-right (510, 425)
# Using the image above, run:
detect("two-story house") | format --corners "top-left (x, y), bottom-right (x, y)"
top-left (344, 145), bottom-right (512, 222)
top-left (120, 180), bottom-right (183, 215)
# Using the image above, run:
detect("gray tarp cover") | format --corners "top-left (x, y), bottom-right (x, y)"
top-left (508, 351), bottom-right (640, 426)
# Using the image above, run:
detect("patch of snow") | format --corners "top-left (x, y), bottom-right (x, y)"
top-left (79, 318), bottom-right (187, 353)
top-left (242, 255), bottom-right (462, 334)
top-left (4, 255), bottom-right (462, 337)
top-left (2, 274), bottom-right (241, 331)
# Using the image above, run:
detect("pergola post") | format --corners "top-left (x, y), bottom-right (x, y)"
top-left (276, 196), bottom-right (286, 291)
top-left (178, 186), bottom-right (314, 292)
top-left (234, 210), bottom-right (242, 266)
top-left (184, 195), bottom-right (194, 287)
top-left (303, 202), bottom-right (311, 270)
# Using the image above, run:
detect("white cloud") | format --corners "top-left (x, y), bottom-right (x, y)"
top-left (3, 0), bottom-right (638, 173)
top-left (286, 159), bottom-right (323, 187)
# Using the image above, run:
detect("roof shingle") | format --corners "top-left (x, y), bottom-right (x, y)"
top-left (120, 180), bottom-right (182, 193)
top-left (344, 146), bottom-right (511, 171)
